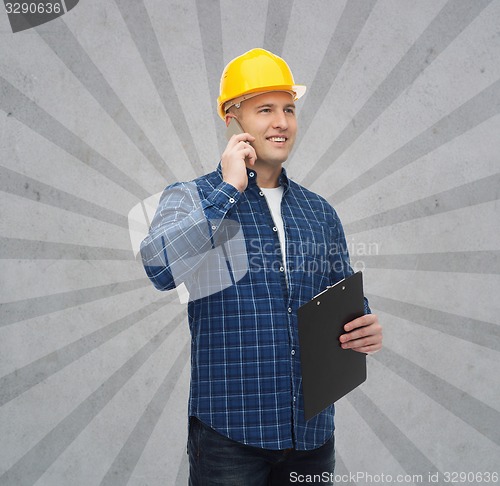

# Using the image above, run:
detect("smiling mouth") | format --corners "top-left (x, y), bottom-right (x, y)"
top-left (267, 136), bottom-right (287, 143)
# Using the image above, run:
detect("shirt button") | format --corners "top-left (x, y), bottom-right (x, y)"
top-left (211, 225), bottom-right (217, 230)
top-left (272, 226), bottom-right (278, 232)
top-left (288, 307), bottom-right (292, 313)
top-left (279, 266), bottom-right (284, 272)
top-left (259, 191), bottom-right (264, 196)
top-left (293, 396), bottom-right (296, 402)
top-left (291, 349), bottom-right (295, 356)
top-left (229, 197), bottom-right (235, 204)
top-left (249, 172), bottom-right (255, 178)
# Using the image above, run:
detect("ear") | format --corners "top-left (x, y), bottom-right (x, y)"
top-left (225, 113), bottom-right (236, 128)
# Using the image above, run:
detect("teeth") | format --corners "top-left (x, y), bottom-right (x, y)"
top-left (269, 137), bottom-right (286, 142)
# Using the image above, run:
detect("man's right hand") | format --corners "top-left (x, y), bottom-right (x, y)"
top-left (221, 133), bottom-right (257, 192)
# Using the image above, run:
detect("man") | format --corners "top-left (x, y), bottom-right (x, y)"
top-left (141, 48), bottom-right (382, 485)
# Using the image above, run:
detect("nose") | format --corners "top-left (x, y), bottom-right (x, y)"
top-left (272, 111), bottom-right (288, 130)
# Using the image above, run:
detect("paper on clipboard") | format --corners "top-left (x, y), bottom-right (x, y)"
top-left (298, 271), bottom-right (367, 420)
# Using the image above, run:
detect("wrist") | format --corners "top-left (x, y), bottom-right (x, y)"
top-left (223, 178), bottom-right (246, 193)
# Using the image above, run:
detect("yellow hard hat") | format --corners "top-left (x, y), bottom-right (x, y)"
top-left (217, 48), bottom-right (306, 119)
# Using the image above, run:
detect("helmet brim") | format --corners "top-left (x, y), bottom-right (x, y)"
top-left (218, 84), bottom-right (307, 119)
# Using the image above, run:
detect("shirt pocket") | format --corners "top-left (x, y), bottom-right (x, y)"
top-left (288, 221), bottom-right (331, 289)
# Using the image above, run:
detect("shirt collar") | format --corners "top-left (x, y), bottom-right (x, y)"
top-left (216, 162), bottom-right (290, 192)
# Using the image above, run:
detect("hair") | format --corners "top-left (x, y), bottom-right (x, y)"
top-left (226, 104), bottom-right (242, 118)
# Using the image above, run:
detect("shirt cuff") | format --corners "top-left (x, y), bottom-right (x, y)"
top-left (201, 181), bottom-right (241, 220)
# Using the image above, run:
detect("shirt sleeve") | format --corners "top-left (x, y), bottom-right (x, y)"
top-left (140, 180), bottom-right (242, 291)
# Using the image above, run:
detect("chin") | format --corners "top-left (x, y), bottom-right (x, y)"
top-left (269, 152), bottom-right (291, 164)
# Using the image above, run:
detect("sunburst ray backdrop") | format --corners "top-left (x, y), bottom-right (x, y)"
top-left (1, 1), bottom-right (499, 485)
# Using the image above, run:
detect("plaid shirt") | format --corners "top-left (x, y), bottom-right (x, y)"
top-left (141, 163), bottom-right (370, 450)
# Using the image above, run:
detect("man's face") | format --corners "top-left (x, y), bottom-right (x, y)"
top-left (236, 91), bottom-right (297, 167)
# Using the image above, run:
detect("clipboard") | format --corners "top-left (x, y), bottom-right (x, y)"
top-left (298, 271), bottom-right (366, 420)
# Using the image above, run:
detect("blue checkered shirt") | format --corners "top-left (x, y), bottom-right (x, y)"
top-left (140, 164), bottom-right (370, 450)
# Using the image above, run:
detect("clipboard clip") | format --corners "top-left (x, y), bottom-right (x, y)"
top-left (312, 282), bottom-right (347, 302)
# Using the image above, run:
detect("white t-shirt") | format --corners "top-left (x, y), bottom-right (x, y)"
top-left (260, 186), bottom-right (286, 273)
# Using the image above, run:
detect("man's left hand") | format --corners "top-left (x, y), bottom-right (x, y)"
top-left (339, 314), bottom-right (382, 354)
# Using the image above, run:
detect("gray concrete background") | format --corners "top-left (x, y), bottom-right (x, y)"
top-left (1, 1), bottom-right (499, 485)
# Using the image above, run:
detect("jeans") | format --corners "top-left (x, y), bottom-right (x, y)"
top-left (188, 416), bottom-right (335, 486)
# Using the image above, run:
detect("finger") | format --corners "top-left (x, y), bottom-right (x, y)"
top-left (236, 140), bottom-right (254, 149)
top-left (223, 142), bottom-right (256, 166)
top-left (340, 323), bottom-right (382, 343)
top-left (340, 326), bottom-right (370, 342)
top-left (231, 141), bottom-right (256, 160)
top-left (344, 313), bottom-right (377, 332)
top-left (239, 145), bottom-right (257, 164)
top-left (340, 334), bottom-right (374, 349)
top-left (230, 133), bottom-right (255, 146)
top-left (351, 343), bottom-right (382, 355)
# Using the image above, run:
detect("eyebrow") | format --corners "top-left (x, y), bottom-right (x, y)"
top-left (254, 103), bottom-right (296, 109)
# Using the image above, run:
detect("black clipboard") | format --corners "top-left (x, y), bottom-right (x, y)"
top-left (298, 271), bottom-right (367, 420)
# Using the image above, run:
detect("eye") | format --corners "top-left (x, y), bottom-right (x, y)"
top-left (285, 107), bottom-right (295, 115)
top-left (259, 108), bottom-right (272, 113)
